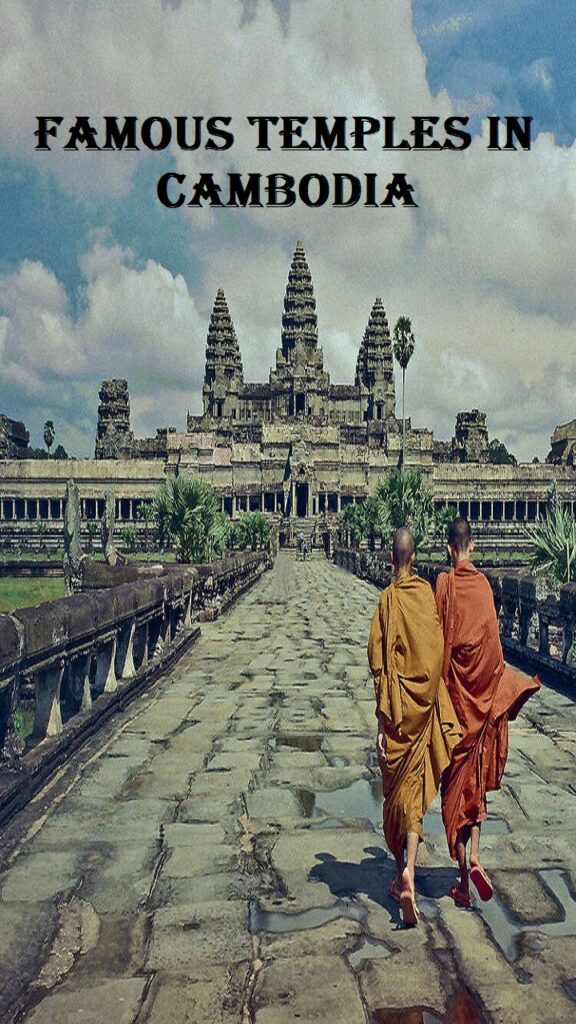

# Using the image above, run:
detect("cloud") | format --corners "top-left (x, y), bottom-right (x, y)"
top-left (0, 0), bottom-right (574, 464)
top-left (0, 240), bottom-right (206, 453)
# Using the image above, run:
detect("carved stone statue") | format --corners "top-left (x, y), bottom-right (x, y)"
top-left (63, 479), bottom-right (84, 593)
top-left (101, 489), bottom-right (126, 566)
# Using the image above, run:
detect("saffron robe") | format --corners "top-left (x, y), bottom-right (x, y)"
top-left (368, 571), bottom-right (461, 861)
top-left (435, 561), bottom-right (540, 859)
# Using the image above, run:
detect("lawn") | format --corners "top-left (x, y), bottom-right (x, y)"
top-left (0, 577), bottom-right (66, 612)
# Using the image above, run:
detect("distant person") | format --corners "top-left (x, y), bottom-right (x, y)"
top-left (297, 531), bottom-right (305, 560)
top-left (368, 527), bottom-right (461, 925)
top-left (436, 517), bottom-right (540, 908)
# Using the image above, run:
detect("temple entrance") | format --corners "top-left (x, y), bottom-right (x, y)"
top-left (296, 482), bottom-right (308, 517)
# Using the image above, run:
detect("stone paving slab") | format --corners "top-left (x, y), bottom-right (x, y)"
top-left (1, 553), bottom-right (576, 1023)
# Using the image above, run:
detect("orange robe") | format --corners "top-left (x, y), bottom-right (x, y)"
top-left (435, 561), bottom-right (540, 858)
top-left (368, 571), bottom-right (461, 862)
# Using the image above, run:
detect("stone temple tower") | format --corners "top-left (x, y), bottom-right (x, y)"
top-left (202, 289), bottom-right (244, 419)
top-left (95, 379), bottom-right (134, 459)
top-left (355, 298), bottom-right (397, 423)
top-left (271, 242), bottom-right (329, 417)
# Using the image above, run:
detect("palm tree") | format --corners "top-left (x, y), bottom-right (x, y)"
top-left (525, 504), bottom-right (576, 584)
top-left (136, 501), bottom-right (154, 552)
top-left (153, 477), bottom-right (228, 563)
top-left (43, 420), bottom-right (55, 454)
top-left (232, 511), bottom-right (270, 551)
top-left (375, 469), bottom-right (434, 550)
top-left (392, 316), bottom-right (416, 470)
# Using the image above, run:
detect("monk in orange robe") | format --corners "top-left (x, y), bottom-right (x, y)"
top-left (368, 528), bottom-right (461, 925)
top-left (436, 517), bottom-right (540, 907)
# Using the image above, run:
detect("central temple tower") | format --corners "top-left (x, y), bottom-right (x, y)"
top-left (270, 241), bottom-right (330, 417)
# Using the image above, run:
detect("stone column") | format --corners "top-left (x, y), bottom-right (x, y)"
top-left (34, 662), bottom-right (64, 738)
top-left (94, 637), bottom-right (118, 694)
top-left (116, 623), bottom-right (136, 679)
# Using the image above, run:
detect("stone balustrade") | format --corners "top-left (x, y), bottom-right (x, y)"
top-left (0, 550), bottom-right (271, 767)
top-left (333, 547), bottom-right (576, 683)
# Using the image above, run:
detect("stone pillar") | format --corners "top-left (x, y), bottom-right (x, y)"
top-left (34, 663), bottom-right (64, 738)
top-left (94, 637), bottom-right (118, 693)
top-left (71, 654), bottom-right (93, 712)
top-left (116, 623), bottom-right (136, 679)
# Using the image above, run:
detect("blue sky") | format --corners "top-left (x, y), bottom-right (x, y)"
top-left (413, 0), bottom-right (575, 144)
top-left (0, 1), bottom-right (574, 461)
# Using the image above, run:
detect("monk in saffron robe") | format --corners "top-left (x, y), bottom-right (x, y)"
top-left (436, 517), bottom-right (540, 907)
top-left (368, 528), bottom-right (461, 925)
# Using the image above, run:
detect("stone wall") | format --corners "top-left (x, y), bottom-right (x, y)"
top-left (0, 549), bottom-right (271, 820)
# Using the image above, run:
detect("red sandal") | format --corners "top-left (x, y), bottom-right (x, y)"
top-left (449, 884), bottom-right (472, 909)
top-left (470, 864), bottom-right (494, 902)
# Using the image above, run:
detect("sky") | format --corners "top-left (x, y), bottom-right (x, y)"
top-left (0, 0), bottom-right (574, 462)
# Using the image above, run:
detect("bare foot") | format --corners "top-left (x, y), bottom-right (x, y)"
top-left (400, 866), bottom-right (419, 926)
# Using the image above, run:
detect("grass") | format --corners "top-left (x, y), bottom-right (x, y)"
top-left (13, 706), bottom-right (35, 741)
top-left (0, 577), bottom-right (66, 612)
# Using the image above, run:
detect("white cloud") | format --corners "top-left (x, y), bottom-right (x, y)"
top-left (0, 0), bottom-right (574, 463)
top-left (0, 241), bottom-right (206, 453)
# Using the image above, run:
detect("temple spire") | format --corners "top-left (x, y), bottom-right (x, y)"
top-left (203, 288), bottom-right (243, 387)
top-left (355, 297), bottom-right (393, 388)
top-left (281, 241), bottom-right (318, 360)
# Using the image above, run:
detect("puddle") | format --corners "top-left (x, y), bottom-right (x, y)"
top-left (296, 779), bottom-right (382, 829)
top-left (475, 869), bottom-right (576, 963)
top-left (347, 936), bottom-right (392, 970)
top-left (248, 897), bottom-right (366, 934)
top-left (269, 733), bottom-right (325, 752)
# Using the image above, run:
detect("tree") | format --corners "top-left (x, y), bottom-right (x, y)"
top-left (525, 504), bottom-right (576, 584)
top-left (375, 468), bottom-right (434, 550)
top-left (432, 504), bottom-right (458, 551)
top-left (153, 476), bottom-right (229, 563)
top-left (338, 498), bottom-right (389, 549)
top-left (121, 525), bottom-right (138, 554)
top-left (43, 420), bottom-right (55, 454)
top-left (136, 501), bottom-right (155, 551)
top-left (488, 438), bottom-right (517, 465)
top-left (392, 316), bottom-right (416, 470)
top-left (231, 512), bottom-right (270, 551)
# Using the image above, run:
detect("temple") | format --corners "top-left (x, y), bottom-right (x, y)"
top-left (1, 242), bottom-right (575, 548)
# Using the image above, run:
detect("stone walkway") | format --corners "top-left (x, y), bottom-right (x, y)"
top-left (1, 553), bottom-right (576, 1023)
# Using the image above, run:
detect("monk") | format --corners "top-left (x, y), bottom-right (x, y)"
top-left (436, 517), bottom-right (540, 907)
top-left (368, 527), bottom-right (461, 925)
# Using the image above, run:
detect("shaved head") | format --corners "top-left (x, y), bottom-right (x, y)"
top-left (392, 527), bottom-right (415, 569)
top-left (448, 516), bottom-right (472, 554)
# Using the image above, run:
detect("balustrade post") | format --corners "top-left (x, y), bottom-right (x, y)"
top-left (71, 654), bottom-right (93, 712)
top-left (116, 622), bottom-right (136, 678)
top-left (34, 662), bottom-right (64, 737)
top-left (94, 637), bottom-right (118, 693)
top-left (538, 613), bottom-right (550, 656)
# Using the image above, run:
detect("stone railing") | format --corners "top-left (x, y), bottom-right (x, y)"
top-left (333, 548), bottom-right (576, 684)
top-left (0, 550), bottom-right (271, 799)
